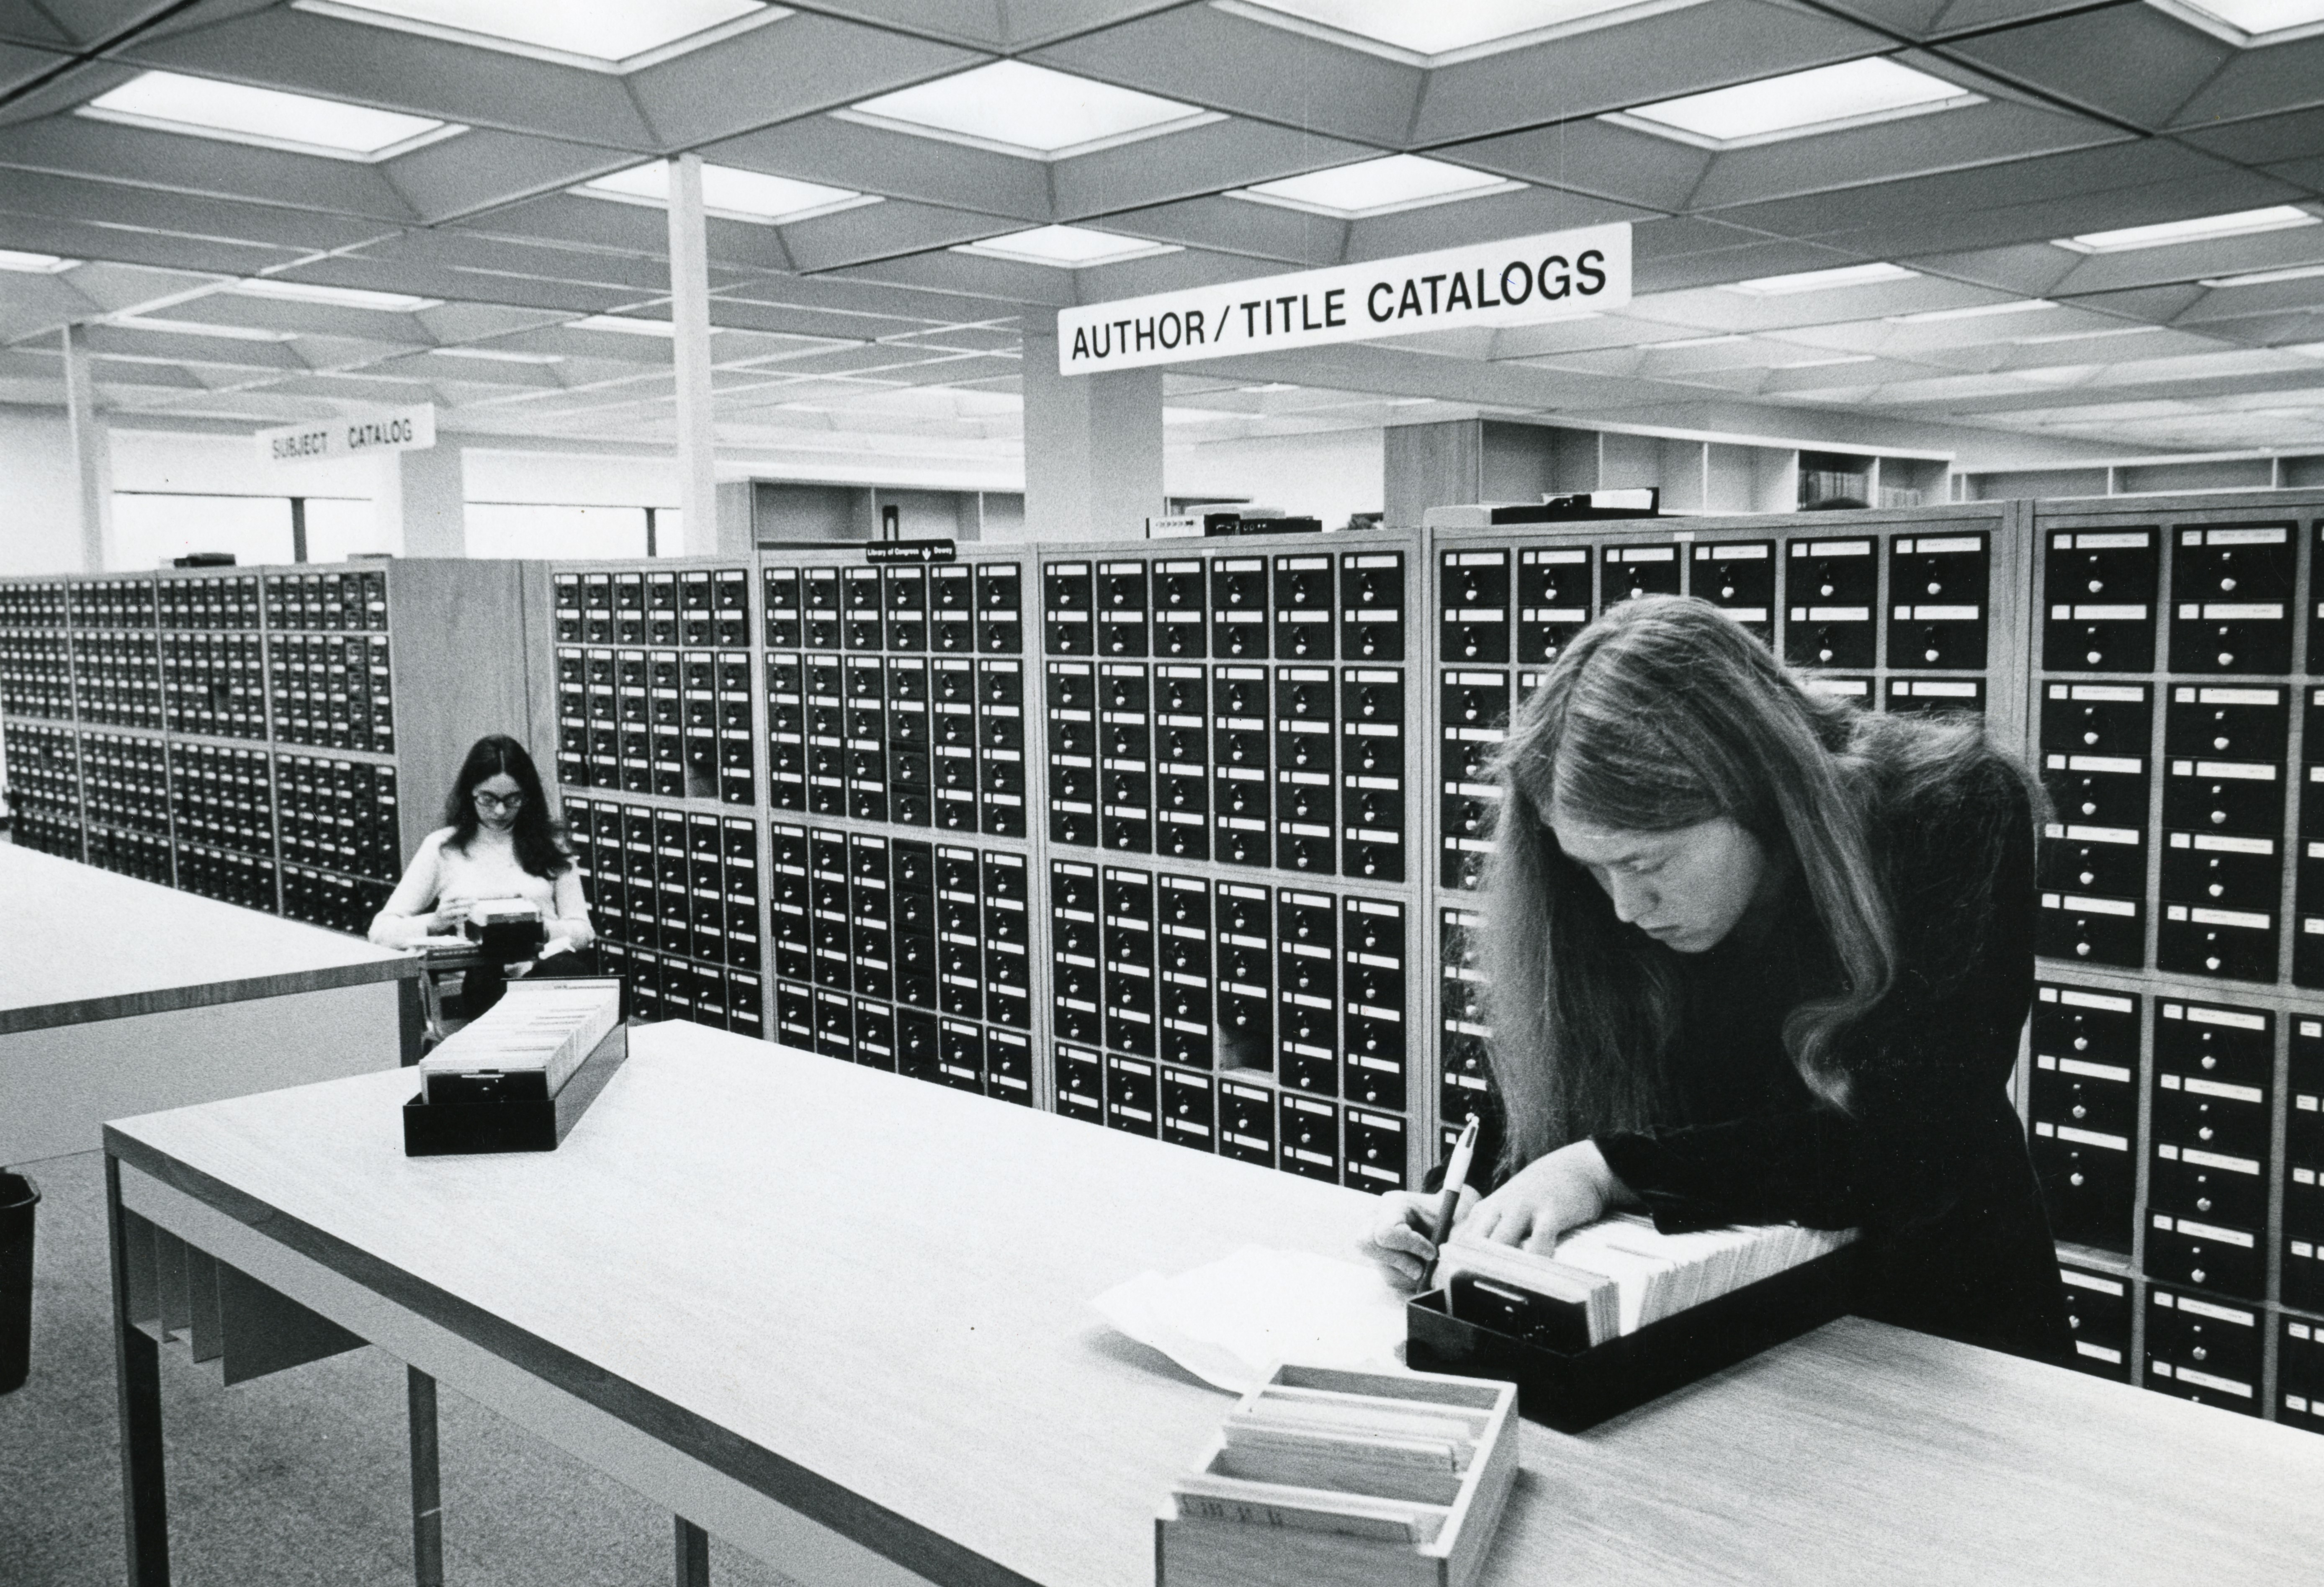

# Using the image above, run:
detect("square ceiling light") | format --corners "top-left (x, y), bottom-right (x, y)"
top-left (2201, 261), bottom-right (2324, 288)
top-left (567, 314), bottom-right (733, 337)
top-left (836, 61), bottom-right (1219, 159)
top-left (1721, 261), bottom-right (1919, 296)
top-left (578, 161), bottom-right (877, 225)
top-left (951, 226), bottom-right (1181, 268)
top-left (1886, 299), bottom-right (2058, 324)
top-left (0, 249), bottom-right (76, 273)
top-left (431, 346), bottom-right (564, 364)
top-left (1214, 0), bottom-right (1704, 63)
top-left (232, 278), bottom-right (440, 311)
top-left (1606, 57), bottom-right (1980, 148)
top-left (1231, 154), bottom-right (1520, 219)
top-left (292, 0), bottom-right (783, 71)
top-left (2056, 204), bottom-right (2320, 252)
top-left (2147, 0), bottom-right (2324, 46)
top-left (78, 69), bottom-right (461, 160)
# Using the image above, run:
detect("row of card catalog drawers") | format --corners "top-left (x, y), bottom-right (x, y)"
top-left (2044, 523), bottom-right (2318, 675)
top-left (601, 942), bottom-right (762, 1040)
top-left (2056, 1265), bottom-right (2280, 1415)
top-left (1043, 552), bottom-right (1404, 662)
top-left (772, 985), bottom-right (1032, 1105)
top-left (1050, 864), bottom-right (1407, 1106)
top-left (554, 568), bottom-right (750, 650)
top-left (1054, 1049), bottom-right (1407, 1189)
top-left (763, 563), bottom-right (1025, 656)
top-left (1439, 534), bottom-right (1989, 668)
top-left (769, 653), bottom-right (1026, 836)
top-left (1047, 661), bottom-right (1404, 878)
top-left (0, 633), bottom-right (71, 716)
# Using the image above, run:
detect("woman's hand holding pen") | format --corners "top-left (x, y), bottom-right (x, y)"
top-left (1466, 1140), bottom-right (1625, 1255)
top-left (1360, 1186), bottom-right (1478, 1293)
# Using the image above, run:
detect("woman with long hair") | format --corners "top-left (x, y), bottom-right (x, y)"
top-left (369, 735), bottom-right (594, 977)
top-left (1361, 595), bottom-right (2069, 1360)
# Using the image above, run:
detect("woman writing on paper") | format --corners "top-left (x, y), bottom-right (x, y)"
top-left (370, 734), bottom-right (594, 1008)
top-left (1362, 596), bottom-right (2069, 1361)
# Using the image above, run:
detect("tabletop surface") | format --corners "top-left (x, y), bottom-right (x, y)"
top-left (0, 843), bottom-right (412, 1031)
top-left (104, 1022), bottom-right (2324, 1587)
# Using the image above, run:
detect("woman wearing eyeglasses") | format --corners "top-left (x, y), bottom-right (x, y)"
top-left (368, 735), bottom-right (594, 974)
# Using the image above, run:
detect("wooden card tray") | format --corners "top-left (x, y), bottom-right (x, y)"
top-left (401, 1018), bottom-right (628, 1157)
top-left (1156, 1363), bottom-right (1519, 1587)
top-left (1406, 1243), bottom-right (1860, 1433)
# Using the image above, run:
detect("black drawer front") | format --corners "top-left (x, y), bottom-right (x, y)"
top-left (2146, 1212), bottom-right (2265, 1300)
top-left (2037, 894), bottom-right (2143, 967)
top-left (2030, 1125), bottom-right (2134, 1253)
top-left (2058, 1265), bottom-right (2132, 1381)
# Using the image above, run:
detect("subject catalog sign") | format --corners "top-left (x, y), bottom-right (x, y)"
top-left (1056, 222), bottom-right (1630, 376)
top-left (256, 402), bottom-right (437, 467)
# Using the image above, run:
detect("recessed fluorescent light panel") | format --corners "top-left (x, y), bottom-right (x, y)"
top-left (1215, 0), bottom-right (1705, 63)
top-left (1771, 354), bottom-right (1877, 368)
top-left (1721, 261), bottom-right (1919, 296)
top-left (292, 0), bottom-right (784, 71)
top-left (232, 279), bottom-right (440, 311)
top-left (0, 249), bottom-right (76, 273)
top-left (77, 70), bottom-right (461, 160)
top-left (430, 347), bottom-right (566, 364)
top-left (2147, 0), bottom-right (2324, 46)
top-left (566, 315), bottom-right (730, 338)
top-left (1886, 299), bottom-right (2057, 324)
top-left (2199, 261), bottom-right (2324, 288)
top-left (578, 162), bottom-right (876, 225)
top-left (2014, 324), bottom-right (2167, 345)
top-left (836, 61), bottom-right (1219, 159)
top-left (1651, 333), bottom-right (1750, 348)
top-left (110, 316), bottom-right (300, 342)
top-left (1231, 154), bottom-right (1520, 219)
top-left (1606, 57), bottom-right (1981, 149)
top-left (951, 226), bottom-right (1181, 268)
top-left (2056, 205), bottom-right (2321, 253)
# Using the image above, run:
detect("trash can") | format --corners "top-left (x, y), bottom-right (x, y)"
top-left (0, 1171), bottom-right (38, 1395)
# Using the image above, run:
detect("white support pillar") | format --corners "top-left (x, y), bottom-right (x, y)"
top-left (1021, 315), bottom-right (1163, 541)
top-left (374, 443), bottom-right (465, 558)
top-left (61, 324), bottom-right (112, 571)
top-left (667, 152), bottom-right (719, 557)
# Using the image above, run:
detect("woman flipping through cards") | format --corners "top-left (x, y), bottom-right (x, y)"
top-left (1361, 595), bottom-right (2070, 1361)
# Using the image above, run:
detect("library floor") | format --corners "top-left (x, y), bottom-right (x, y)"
top-left (0, 1150), bottom-right (798, 1587)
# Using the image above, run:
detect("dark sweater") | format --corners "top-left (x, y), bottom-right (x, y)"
top-left (1460, 740), bottom-right (2072, 1364)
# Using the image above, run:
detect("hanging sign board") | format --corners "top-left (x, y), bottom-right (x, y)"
top-left (257, 402), bottom-right (437, 466)
top-left (1057, 222), bottom-right (1629, 376)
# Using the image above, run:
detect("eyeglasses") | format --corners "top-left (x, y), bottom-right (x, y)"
top-left (473, 790), bottom-right (525, 813)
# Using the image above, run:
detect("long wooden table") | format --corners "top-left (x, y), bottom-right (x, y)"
top-left (104, 1022), bottom-right (2324, 1587)
top-left (2, 842), bottom-right (421, 1164)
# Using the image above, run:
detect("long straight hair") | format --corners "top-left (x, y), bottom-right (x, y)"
top-left (441, 734), bottom-right (570, 880)
top-left (1479, 596), bottom-right (1897, 1173)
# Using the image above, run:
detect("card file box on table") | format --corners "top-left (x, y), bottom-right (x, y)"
top-left (403, 979), bottom-right (629, 1156)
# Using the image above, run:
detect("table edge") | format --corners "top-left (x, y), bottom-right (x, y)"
top-left (2, 956), bottom-right (420, 1037)
top-left (100, 1121), bottom-right (1039, 1587)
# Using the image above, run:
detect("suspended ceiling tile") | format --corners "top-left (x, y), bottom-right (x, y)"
top-left (259, 370), bottom-right (445, 405)
top-left (115, 8), bottom-right (659, 148)
top-left (1488, 313), bottom-right (1724, 358)
top-left (1686, 99), bottom-right (2130, 213)
top-left (1934, 5), bottom-right (2231, 130)
top-left (1804, 0), bottom-right (1953, 34)
top-left (0, 3), bottom-right (69, 46)
top-left (624, 12), bottom-right (986, 150)
top-left (878, 323), bottom-right (1021, 352)
top-left (708, 266), bottom-right (1011, 325)
top-left (706, 296), bottom-right (948, 344)
top-left (1050, 116), bottom-right (1379, 224)
top-left (1027, 6), bottom-right (1423, 150)
top-left (369, 348), bottom-right (562, 388)
top-left (1096, 193), bottom-right (1345, 267)
top-left (2059, 281), bottom-right (2210, 321)
top-left (2170, 301), bottom-right (2324, 342)
top-left (1071, 245), bottom-right (1296, 301)
top-left (51, 259), bottom-right (220, 312)
top-left (1345, 186), bottom-right (1656, 262)
top-left (0, 267), bottom-right (100, 320)
top-left (0, 113), bottom-right (422, 223)
top-left (383, 129), bottom-right (646, 228)
top-left (0, 166), bottom-right (397, 258)
top-left (2048, 226), bottom-right (2324, 295)
top-left (0, 54), bottom-right (131, 129)
top-left (449, 194), bottom-right (793, 274)
top-left (780, 197), bottom-right (1023, 275)
top-left (769, 0), bottom-right (1008, 49)
top-left (1631, 239), bottom-right (1874, 294)
top-left (412, 301), bottom-right (581, 342)
top-left (988, 0), bottom-right (1193, 49)
top-left (0, 211), bottom-right (295, 275)
top-left (371, 224), bottom-right (695, 293)
top-left (88, 358), bottom-right (203, 388)
top-left (704, 115), bottom-right (1050, 223)
top-left (2259, 154), bottom-right (2324, 196)
top-left (1408, 0), bottom-right (1889, 146)
top-left (2170, 33), bottom-right (2324, 130)
top-left (0, 37), bottom-right (66, 96)
top-left (1442, 118), bottom-right (1709, 214)
top-left (1895, 241), bottom-right (2084, 294)
top-left (820, 247), bottom-right (1081, 306)
top-left (2172, 103), bottom-right (2324, 166)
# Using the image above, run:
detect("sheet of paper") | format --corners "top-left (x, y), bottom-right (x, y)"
top-left (1092, 1246), bottom-right (1410, 1394)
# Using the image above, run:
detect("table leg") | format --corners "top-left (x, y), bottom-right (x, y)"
top-left (106, 1154), bottom-right (171, 1587)
top-left (674, 1518), bottom-right (709, 1587)
top-left (408, 1367), bottom-right (444, 1587)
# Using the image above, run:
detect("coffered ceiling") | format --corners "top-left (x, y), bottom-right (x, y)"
top-left (0, 0), bottom-right (2319, 469)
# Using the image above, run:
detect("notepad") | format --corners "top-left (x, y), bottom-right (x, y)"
top-left (1436, 1214), bottom-right (1858, 1347)
top-left (1091, 1247), bottom-right (1409, 1393)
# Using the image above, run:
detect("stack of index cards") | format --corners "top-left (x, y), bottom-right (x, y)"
top-left (419, 980), bottom-right (621, 1106)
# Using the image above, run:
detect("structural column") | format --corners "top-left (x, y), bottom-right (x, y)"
top-left (374, 443), bottom-right (465, 558)
top-left (667, 152), bottom-right (719, 556)
top-left (61, 323), bottom-right (113, 572)
top-left (1021, 315), bottom-right (1164, 541)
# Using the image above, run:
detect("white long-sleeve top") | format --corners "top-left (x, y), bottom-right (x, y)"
top-left (368, 825), bottom-right (595, 950)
